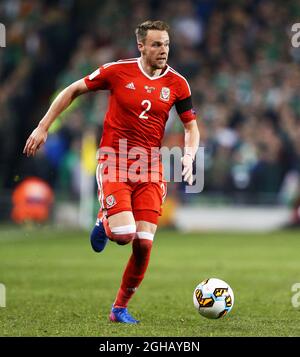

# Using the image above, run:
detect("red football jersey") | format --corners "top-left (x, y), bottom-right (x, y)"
top-left (84, 57), bottom-right (196, 159)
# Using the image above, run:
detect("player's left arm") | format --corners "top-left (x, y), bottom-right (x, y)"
top-left (182, 119), bottom-right (200, 185)
top-left (174, 79), bottom-right (200, 185)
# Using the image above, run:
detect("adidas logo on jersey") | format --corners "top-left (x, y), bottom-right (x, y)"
top-left (125, 82), bottom-right (136, 90)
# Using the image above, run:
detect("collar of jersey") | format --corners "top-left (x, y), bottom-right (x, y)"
top-left (137, 57), bottom-right (170, 81)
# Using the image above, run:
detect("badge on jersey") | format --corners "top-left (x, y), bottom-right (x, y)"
top-left (160, 87), bottom-right (170, 101)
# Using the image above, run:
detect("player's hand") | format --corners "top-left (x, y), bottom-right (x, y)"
top-left (23, 125), bottom-right (48, 157)
top-left (181, 154), bottom-right (194, 185)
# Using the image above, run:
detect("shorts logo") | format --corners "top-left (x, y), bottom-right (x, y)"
top-left (106, 194), bottom-right (116, 208)
top-left (160, 87), bottom-right (170, 101)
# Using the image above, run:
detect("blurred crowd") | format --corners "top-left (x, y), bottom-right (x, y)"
top-left (1, 0), bottom-right (300, 209)
top-left (0, 0), bottom-right (78, 192)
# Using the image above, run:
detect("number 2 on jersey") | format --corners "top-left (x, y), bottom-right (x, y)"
top-left (139, 99), bottom-right (151, 119)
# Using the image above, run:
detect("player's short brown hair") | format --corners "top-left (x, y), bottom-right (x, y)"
top-left (135, 20), bottom-right (170, 43)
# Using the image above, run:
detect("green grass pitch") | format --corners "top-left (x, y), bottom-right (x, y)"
top-left (1, 225), bottom-right (300, 336)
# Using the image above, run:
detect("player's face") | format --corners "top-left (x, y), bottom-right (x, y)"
top-left (139, 30), bottom-right (169, 69)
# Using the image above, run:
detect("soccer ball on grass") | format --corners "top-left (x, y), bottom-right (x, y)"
top-left (193, 278), bottom-right (234, 319)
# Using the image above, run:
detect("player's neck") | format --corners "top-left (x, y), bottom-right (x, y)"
top-left (140, 57), bottom-right (164, 78)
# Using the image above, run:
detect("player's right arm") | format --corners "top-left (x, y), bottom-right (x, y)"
top-left (23, 79), bottom-right (89, 157)
top-left (23, 63), bottom-right (116, 157)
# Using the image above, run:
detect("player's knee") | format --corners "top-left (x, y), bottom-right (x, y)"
top-left (114, 232), bottom-right (136, 245)
top-left (110, 224), bottom-right (136, 245)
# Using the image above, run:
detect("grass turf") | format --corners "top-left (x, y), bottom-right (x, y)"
top-left (0, 225), bottom-right (300, 336)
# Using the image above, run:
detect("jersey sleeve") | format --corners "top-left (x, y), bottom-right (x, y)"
top-left (84, 63), bottom-right (116, 91)
top-left (175, 77), bottom-right (197, 123)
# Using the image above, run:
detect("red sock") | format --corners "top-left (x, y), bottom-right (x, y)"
top-left (114, 238), bottom-right (153, 308)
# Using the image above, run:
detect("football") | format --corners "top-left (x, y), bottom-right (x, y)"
top-left (193, 278), bottom-right (234, 319)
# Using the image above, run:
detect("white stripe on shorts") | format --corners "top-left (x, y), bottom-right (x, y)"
top-left (96, 164), bottom-right (104, 209)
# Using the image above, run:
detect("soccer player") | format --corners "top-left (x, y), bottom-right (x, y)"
top-left (23, 20), bottom-right (200, 324)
